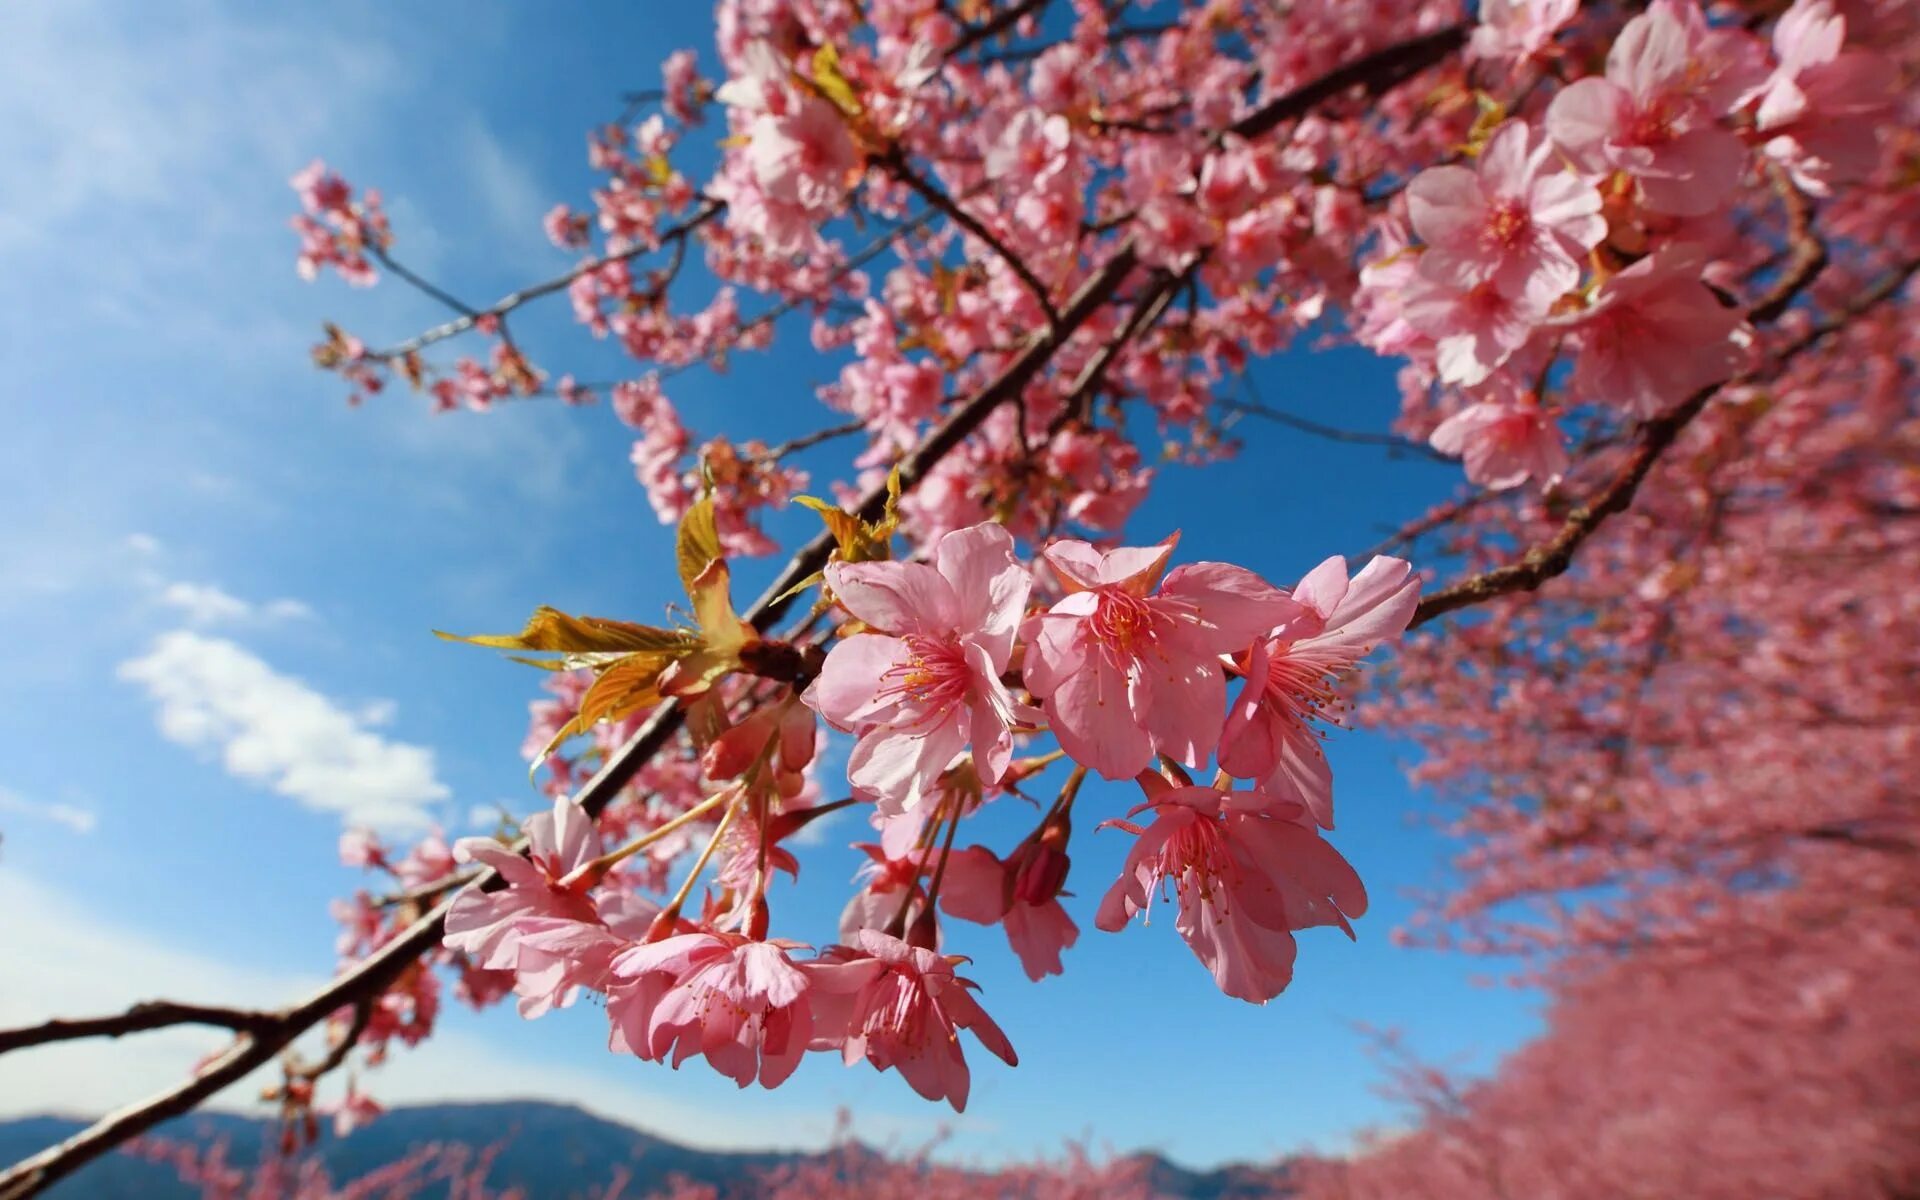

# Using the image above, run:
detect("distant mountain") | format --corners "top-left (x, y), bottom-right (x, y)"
top-left (0, 1101), bottom-right (1297, 1198)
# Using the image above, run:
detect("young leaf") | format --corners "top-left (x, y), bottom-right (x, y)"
top-left (677, 496), bottom-right (724, 597)
top-left (436, 607), bottom-right (697, 658)
top-left (809, 43), bottom-right (863, 118)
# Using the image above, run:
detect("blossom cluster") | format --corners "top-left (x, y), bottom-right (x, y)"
top-left (354, 522), bottom-right (1418, 1108)
top-left (1366, 0), bottom-right (1896, 492)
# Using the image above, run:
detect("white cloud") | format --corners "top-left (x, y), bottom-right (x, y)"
top-left (125, 533), bottom-right (162, 557)
top-left (157, 581), bottom-right (251, 625)
top-left (117, 631), bottom-right (449, 832)
top-left (462, 119), bottom-right (552, 245)
top-left (0, 786), bottom-right (97, 835)
top-left (155, 580), bottom-right (314, 627)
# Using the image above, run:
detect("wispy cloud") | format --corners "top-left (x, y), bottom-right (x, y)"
top-left (117, 631), bottom-right (448, 831)
top-left (155, 580), bottom-right (315, 627)
top-left (0, 787), bottom-right (97, 836)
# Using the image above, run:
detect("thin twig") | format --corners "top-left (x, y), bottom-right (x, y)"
top-left (881, 147), bottom-right (1062, 329)
top-left (1411, 256), bottom-right (1911, 631)
top-left (368, 200), bottom-right (725, 361)
top-left (1223, 393), bottom-right (1450, 462)
top-left (945, 0), bottom-right (1052, 60)
top-left (755, 419), bottom-right (867, 464)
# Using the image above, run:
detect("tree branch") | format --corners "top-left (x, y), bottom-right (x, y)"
top-left (881, 147), bottom-right (1062, 329)
top-left (368, 200), bottom-right (725, 361)
top-left (0, 1003), bottom-right (275, 1058)
top-left (1411, 255), bottom-right (1912, 631)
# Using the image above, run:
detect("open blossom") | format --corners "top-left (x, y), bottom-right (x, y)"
top-left (1022, 536), bottom-right (1302, 781)
top-left (1469, 0), bottom-right (1578, 62)
top-left (1096, 779), bottom-right (1367, 1004)
top-left (1401, 273), bottom-right (1549, 387)
top-left (443, 795), bottom-right (603, 972)
top-left (1565, 245), bottom-right (1744, 418)
top-left (507, 892), bottom-right (659, 1019)
top-left (939, 841), bottom-right (1079, 981)
top-left (1546, 0), bottom-right (1763, 216)
top-left (608, 932), bottom-right (817, 1089)
top-left (1220, 556), bottom-right (1419, 829)
top-left (1427, 395), bottom-right (1569, 490)
top-left (804, 522), bottom-right (1031, 808)
top-left (1407, 119), bottom-right (1604, 309)
top-left (1751, 0), bottom-right (1897, 195)
top-left (809, 930), bottom-right (1017, 1111)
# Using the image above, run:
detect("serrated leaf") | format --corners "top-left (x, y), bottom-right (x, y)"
top-left (677, 496), bottom-right (723, 598)
top-left (437, 607), bottom-right (697, 656)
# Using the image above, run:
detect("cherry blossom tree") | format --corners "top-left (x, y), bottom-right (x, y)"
top-left (3, 0), bottom-right (1915, 1196)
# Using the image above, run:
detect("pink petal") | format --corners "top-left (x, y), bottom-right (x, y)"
top-left (825, 558), bottom-right (960, 635)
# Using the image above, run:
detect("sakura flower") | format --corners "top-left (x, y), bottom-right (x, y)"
top-left (1220, 556), bottom-right (1419, 828)
top-left (1400, 273), bottom-right (1549, 388)
top-left (744, 97), bottom-right (861, 212)
top-left (608, 931), bottom-right (817, 1088)
top-left (940, 841), bottom-right (1079, 981)
top-left (1427, 396), bottom-right (1569, 490)
top-left (1565, 245), bottom-right (1744, 418)
top-left (1751, 0), bottom-right (1898, 195)
top-left (1407, 119), bottom-right (1605, 309)
top-left (444, 795), bottom-right (603, 971)
top-left (804, 522), bottom-right (1032, 808)
top-left (507, 892), bottom-right (659, 1019)
top-left (1095, 780), bottom-right (1366, 1004)
top-left (1022, 536), bottom-right (1302, 781)
top-left (1469, 0), bottom-right (1578, 62)
top-left (808, 929), bottom-right (1017, 1111)
top-left (1546, 0), bottom-right (1764, 216)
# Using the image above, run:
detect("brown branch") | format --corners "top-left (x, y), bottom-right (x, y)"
top-left (1411, 255), bottom-right (1912, 632)
top-left (945, 0), bottom-right (1052, 59)
top-left (754, 419), bottom-right (866, 464)
top-left (1224, 25), bottom-right (1466, 145)
top-left (1223, 394), bottom-right (1451, 462)
top-left (881, 147), bottom-right (1062, 328)
top-left (286, 998), bottom-right (374, 1085)
top-left (0, 1003), bottom-right (275, 1057)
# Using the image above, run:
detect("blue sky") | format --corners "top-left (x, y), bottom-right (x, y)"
top-left (0, 0), bottom-right (1540, 1170)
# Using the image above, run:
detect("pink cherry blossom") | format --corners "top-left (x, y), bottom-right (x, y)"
top-left (1751, 0), bottom-right (1898, 195)
top-left (1095, 780), bottom-right (1366, 1004)
top-left (1400, 274), bottom-right (1549, 387)
top-left (443, 795), bottom-right (603, 971)
top-left (1565, 245), bottom-right (1744, 418)
top-left (1427, 394), bottom-right (1569, 491)
top-left (804, 522), bottom-right (1031, 807)
top-left (1469, 0), bottom-right (1578, 62)
top-left (809, 929), bottom-right (1017, 1111)
top-left (1546, 0), bottom-right (1763, 216)
top-left (1022, 536), bottom-right (1302, 781)
top-left (608, 931), bottom-right (817, 1088)
top-left (939, 843), bottom-right (1079, 981)
top-left (1407, 119), bottom-right (1604, 309)
top-left (1220, 556), bottom-right (1419, 828)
